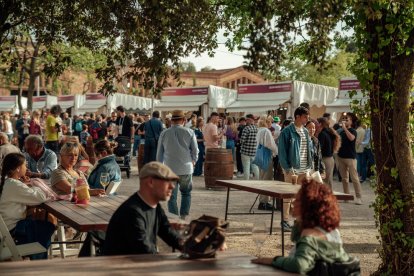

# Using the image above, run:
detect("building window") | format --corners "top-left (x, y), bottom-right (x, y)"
top-left (242, 77), bottom-right (246, 84)
top-left (231, 81), bottom-right (236, 89)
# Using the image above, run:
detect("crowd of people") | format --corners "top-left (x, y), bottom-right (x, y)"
top-left (0, 102), bottom-right (366, 274)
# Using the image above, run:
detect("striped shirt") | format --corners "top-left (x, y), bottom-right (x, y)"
top-left (240, 124), bottom-right (258, 157)
top-left (296, 126), bottom-right (309, 174)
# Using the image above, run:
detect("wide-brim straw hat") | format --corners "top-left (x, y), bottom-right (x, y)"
top-left (171, 110), bottom-right (185, 120)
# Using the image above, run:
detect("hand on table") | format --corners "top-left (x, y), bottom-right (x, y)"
top-left (90, 189), bottom-right (106, 196)
top-left (251, 257), bottom-right (273, 265)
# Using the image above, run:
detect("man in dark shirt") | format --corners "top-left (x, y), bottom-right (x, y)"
top-left (104, 162), bottom-right (182, 255)
top-left (337, 113), bottom-right (363, 205)
top-left (115, 105), bottom-right (134, 139)
top-left (143, 111), bottom-right (163, 164)
top-left (236, 117), bottom-right (246, 177)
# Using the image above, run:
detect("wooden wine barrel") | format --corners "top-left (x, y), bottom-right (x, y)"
top-left (137, 144), bottom-right (145, 173)
top-left (204, 148), bottom-right (234, 190)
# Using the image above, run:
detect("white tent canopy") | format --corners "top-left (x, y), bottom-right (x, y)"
top-left (292, 81), bottom-right (338, 108)
top-left (31, 95), bottom-right (58, 110)
top-left (0, 96), bottom-right (18, 112)
top-left (227, 81), bottom-right (338, 115)
top-left (325, 78), bottom-right (365, 116)
top-left (74, 93), bottom-right (107, 115)
top-left (154, 85), bottom-right (236, 113)
top-left (57, 95), bottom-right (75, 110)
top-left (226, 82), bottom-right (293, 114)
top-left (108, 93), bottom-right (153, 112)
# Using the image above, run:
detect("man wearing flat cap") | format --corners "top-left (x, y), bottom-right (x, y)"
top-left (156, 110), bottom-right (199, 220)
top-left (103, 162), bottom-right (183, 255)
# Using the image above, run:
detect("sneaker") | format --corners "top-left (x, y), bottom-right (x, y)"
top-left (355, 198), bottom-right (363, 205)
top-left (236, 172), bottom-right (244, 177)
top-left (281, 221), bottom-right (292, 232)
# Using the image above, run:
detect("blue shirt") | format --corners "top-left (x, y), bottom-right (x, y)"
top-left (24, 148), bottom-right (58, 179)
top-left (156, 125), bottom-right (199, 175)
top-left (88, 155), bottom-right (121, 189)
top-left (144, 118), bottom-right (163, 140)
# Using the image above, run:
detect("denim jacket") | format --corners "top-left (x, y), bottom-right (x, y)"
top-left (24, 148), bottom-right (57, 179)
top-left (278, 123), bottom-right (313, 172)
top-left (88, 155), bottom-right (121, 189)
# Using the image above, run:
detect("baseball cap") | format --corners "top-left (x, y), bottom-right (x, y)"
top-left (139, 162), bottom-right (179, 181)
top-left (273, 116), bottom-right (280, 122)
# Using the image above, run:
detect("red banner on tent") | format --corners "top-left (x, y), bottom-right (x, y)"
top-left (162, 87), bottom-right (208, 96)
top-left (33, 96), bottom-right (46, 102)
top-left (86, 94), bottom-right (106, 100)
top-left (339, 79), bottom-right (361, 91)
top-left (0, 96), bottom-right (15, 102)
top-left (58, 95), bottom-right (74, 101)
top-left (238, 83), bottom-right (292, 94)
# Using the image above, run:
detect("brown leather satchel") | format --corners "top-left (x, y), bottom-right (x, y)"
top-left (182, 215), bottom-right (228, 259)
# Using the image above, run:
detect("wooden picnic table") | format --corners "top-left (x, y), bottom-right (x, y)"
top-left (42, 195), bottom-right (127, 232)
top-left (0, 251), bottom-right (297, 275)
top-left (215, 180), bottom-right (354, 255)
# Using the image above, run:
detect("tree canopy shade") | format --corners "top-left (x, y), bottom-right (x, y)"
top-left (221, 0), bottom-right (414, 274)
top-left (1, 0), bottom-right (225, 95)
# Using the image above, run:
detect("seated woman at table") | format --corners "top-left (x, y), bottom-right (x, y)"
top-left (50, 142), bottom-right (105, 197)
top-left (87, 140), bottom-right (121, 192)
top-left (61, 135), bottom-right (93, 176)
top-left (252, 178), bottom-right (354, 275)
top-left (0, 152), bottom-right (55, 259)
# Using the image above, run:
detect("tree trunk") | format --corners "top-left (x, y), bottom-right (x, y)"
top-left (27, 42), bottom-right (40, 111)
top-left (394, 54), bottom-right (414, 233)
top-left (366, 14), bottom-right (414, 275)
top-left (16, 38), bottom-right (29, 113)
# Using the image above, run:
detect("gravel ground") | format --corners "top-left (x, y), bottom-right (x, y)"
top-left (117, 159), bottom-right (380, 275)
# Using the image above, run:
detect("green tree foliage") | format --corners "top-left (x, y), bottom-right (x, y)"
top-left (1, 0), bottom-right (224, 96)
top-left (280, 51), bottom-right (355, 87)
top-left (222, 0), bottom-right (414, 274)
top-left (200, 66), bottom-right (215, 71)
top-left (179, 62), bottom-right (197, 73)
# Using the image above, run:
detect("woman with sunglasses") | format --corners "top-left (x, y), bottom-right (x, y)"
top-left (50, 143), bottom-right (105, 197)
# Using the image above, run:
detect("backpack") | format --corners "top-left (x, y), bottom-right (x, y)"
top-left (90, 122), bottom-right (102, 140)
top-left (75, 120), bottom-right (83, 132)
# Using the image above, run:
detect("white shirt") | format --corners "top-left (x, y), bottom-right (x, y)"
top-left (256, 127), bottom-right (278, 156)
top-left (0, 178), bottom-right (48, 229)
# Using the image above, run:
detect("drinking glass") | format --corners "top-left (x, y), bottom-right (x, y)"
top-left (100, 173), bottom-right (110, 193)
top-left (252, 222), bottom-right (267, 257)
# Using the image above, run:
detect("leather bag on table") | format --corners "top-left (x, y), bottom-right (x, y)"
top-left (183, 215), bottom-right (228, 259)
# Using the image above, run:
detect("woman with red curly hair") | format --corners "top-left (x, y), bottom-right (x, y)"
top-left (252, 178), bottom-right (353, 274)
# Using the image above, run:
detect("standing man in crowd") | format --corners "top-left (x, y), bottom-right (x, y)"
top-left (204, 112), bottom-right (223, 150)
top-left (156, 110), bottom-right (198, 220)
top-left (24, 135), bottom-right (58, 179)
top-left (240, 114), bottom-right (259, 180)
top-left (104, 162), bottom-right (183, 255)
top-left (143, 111), bottom-right (163, 164)
top-left (236, 117), bottom-right (246, 177)
top-left (15, 110), bottom-right (30, 150)
top-left (278, 106), bottom-right (312, 231)
top-left (116, 105), bottom-right (134, 139)
top-left (62, 112), bottom-right (72, 136)
top-left (45, 105), bottom-right (62, 156)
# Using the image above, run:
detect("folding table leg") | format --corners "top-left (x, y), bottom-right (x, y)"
top-left (225, 187), bottom-right (230, 221)
top-left (281, 208), bottom-right (284, 256)
top-left (57, 224), bottom-right (66, 258)
top-left (269, 197), bottom-right (275, 235)
top-left (248, 194), bottom-right (260, 213)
